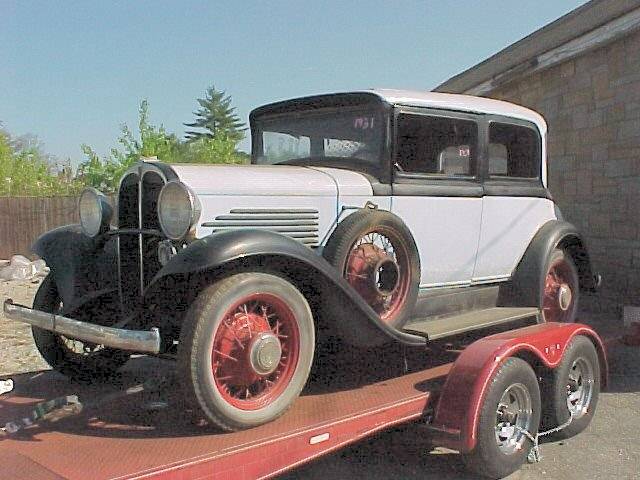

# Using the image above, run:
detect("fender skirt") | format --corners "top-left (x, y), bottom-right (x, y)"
top-left (146, 230), bottom-right (426, 347)
top-left (427, 322), bottom-right (607, 452)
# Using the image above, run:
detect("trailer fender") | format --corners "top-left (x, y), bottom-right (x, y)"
top-left (145, 229), bottom-right (426, 347)
top-left (429, 322), bottom-right (606, 452)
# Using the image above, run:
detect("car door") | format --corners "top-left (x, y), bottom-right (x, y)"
top-left (471, 116), bottom-right (556, 283)
top-left (391, 108), bottom-right (483, 288)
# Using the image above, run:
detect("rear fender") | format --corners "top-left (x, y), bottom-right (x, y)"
top-left (144, 230), bottom-right (426, 347)
top-left (499, 220), bottom-right (598, 308)
top-left (429, 322), bottom-right (607, 452)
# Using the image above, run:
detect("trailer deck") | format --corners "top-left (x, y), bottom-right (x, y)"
top-left (0, 356), bottom-right (452, 480)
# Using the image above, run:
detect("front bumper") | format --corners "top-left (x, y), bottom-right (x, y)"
top-left (3, 299), bottom-right (161, 354)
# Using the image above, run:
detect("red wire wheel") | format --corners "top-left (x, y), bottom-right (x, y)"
top-left (211, 293), bottom-right (300, 410)
top-left (542, 250), bottom-right (579, 323)
top-left (179, 273), bottom-right (315, 431)
top-left (323, 209), bottom-right (420, 327)
top-left (344, 229), bottom-right (412, 323)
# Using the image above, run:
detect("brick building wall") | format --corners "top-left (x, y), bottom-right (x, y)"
top-left (486, 28), bottom-right (640, 314)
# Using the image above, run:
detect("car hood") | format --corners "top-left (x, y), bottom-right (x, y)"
top-left (170, 164), bottom-right (373, 197)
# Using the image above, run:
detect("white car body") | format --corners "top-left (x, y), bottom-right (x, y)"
top-left (170, 89), bottom-right (555, 293)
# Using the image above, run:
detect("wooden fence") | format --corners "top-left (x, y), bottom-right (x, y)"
top-left (0, 196), bottom-right (79, 259)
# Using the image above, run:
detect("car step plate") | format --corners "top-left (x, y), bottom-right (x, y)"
top-left (403, 307), bottom-right (541, 341)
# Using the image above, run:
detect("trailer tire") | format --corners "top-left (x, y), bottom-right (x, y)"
top-left (462, 357), bottom-right (541, 480)
top-left (541, 335), bottom-right (600, 439)
top-left (31, 275), bottom-right (129, 382)
top-left (178, 272), bottom-right (315, 431)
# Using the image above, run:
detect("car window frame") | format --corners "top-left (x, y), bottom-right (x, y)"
top-left (392, 106), bottom-right (482, 181)
top-left (483, 115), bottom-right (544, 182)
top-left (391, 107), bottom-right (484, 198)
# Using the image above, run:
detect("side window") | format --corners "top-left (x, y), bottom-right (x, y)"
top-left (396, 113), bottom-right (477, 176)
top-left (488, 122), bottom-right (540, 179)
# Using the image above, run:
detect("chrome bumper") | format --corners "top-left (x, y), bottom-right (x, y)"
top-left (3, 299), bottom-right (160, 354)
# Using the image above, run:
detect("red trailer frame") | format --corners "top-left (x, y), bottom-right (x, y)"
top-left (0, 322), bottom-right (606, 480)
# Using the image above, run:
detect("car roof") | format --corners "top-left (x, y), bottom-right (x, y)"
top-left (368, 89), bottom-right (547, 134)
top-left (252, 89), bottom-right (547, 135)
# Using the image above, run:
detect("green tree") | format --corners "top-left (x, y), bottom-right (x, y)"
top-left (184, 85), bottom-right (245, 142)
top-left (0, 129), bottom-right (81, 196)
top-left (173, 135), bottom-right (248, 165)
top-left (78, 100), bottom-right (182, 192)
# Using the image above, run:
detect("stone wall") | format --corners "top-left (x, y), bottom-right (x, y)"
top-left (489, 29), bottom-right (640, 314)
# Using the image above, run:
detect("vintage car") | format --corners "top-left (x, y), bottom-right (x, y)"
top-left (4, 90), bottom-right (599, 433)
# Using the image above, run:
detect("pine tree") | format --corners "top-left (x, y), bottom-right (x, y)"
top-left (184, 85), bottom-right (245, 142)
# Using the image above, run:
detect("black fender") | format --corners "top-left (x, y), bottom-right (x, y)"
top-left (499, 220), bottom-right (598, 309)
top-left (145, 229), bottom-right (426, 347)
top-left (32, 224), bottom-right (119, 314)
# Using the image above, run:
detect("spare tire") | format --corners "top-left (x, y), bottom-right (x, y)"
top-left (323, 208), bottom-right (420, 327)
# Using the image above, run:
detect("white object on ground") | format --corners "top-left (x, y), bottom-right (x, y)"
top-left (0, 379), bottom-right (14, 396)
top-left (0, 255), bottom-right (49, 281)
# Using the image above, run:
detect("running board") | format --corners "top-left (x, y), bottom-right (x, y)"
top-left (403, 307), bottom-right (541, 341)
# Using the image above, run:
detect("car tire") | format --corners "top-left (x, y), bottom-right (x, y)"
top-left (541, 335), bottom-right (600, 439)
top-left (462, 358), bottom-right (541, 480)
top-left (542, 249), bottom-right (579, 323)
top-left (31, 275), bottom-right (130, 382)
top-left (178, 272), bottom-right (315, 431)
top-left (323, 208), bottom-right (420, 327)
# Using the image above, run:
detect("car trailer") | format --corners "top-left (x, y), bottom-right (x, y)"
top-left (0, 321), bottom-right (606, 480)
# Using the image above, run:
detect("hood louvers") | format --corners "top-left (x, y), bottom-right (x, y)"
top-left (202, 209), bottom-right (320, 246)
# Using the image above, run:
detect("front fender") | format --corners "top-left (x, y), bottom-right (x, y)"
top-left (32, 224), bottom-right (118, 314)
top-left (146, 230), bottom-right (426, 347)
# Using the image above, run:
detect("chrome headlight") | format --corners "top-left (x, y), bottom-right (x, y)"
top-left (157, 181), bottom-right (201, 240)
top-left (78, 188), bottom-right (112, 237)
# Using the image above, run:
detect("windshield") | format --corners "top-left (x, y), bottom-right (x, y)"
top-left (252, 107), bottom-right (386, 169)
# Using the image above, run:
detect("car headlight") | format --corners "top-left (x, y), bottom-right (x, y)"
top-left (157, 181), bottom-right (201, 240)
top-left (78, 188), bottom-right (112, 237)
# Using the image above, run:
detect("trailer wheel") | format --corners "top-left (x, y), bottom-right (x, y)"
top-left (178, 272), bottom-right (315, 431)
top-left (462, 358), bottom-right (541, 480)
top-left (323, 209), bottom-right (420, 327)
top-left (31, 275), bottom-right (129, 382)
top-left (542, 249), bottom-right (579, 323)
top-left (542, 335), bottom-right (600, 439)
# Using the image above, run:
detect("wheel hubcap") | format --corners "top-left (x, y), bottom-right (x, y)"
top-left (566, 357), bottom-right (594, 418)
top-left (495, 383), bottom-right (533, 455)
top-left (558, 284), bottom-right (572, 311)
top-left (249, 333), bottom-right (282, 375)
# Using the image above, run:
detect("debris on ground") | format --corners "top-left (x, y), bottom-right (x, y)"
top-left (0, 256), bottom-right (48, 282)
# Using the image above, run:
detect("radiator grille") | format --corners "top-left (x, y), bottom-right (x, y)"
top-left (202, 209), bottom-right (320, 246)
top-left (117, 168), bottom-right (167, 307)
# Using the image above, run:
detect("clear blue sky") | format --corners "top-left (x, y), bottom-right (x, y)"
top-left (2, 1), bottom-right (587, 165)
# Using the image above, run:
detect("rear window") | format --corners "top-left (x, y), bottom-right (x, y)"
top-left (488, 122), bottom-right (541, 179)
